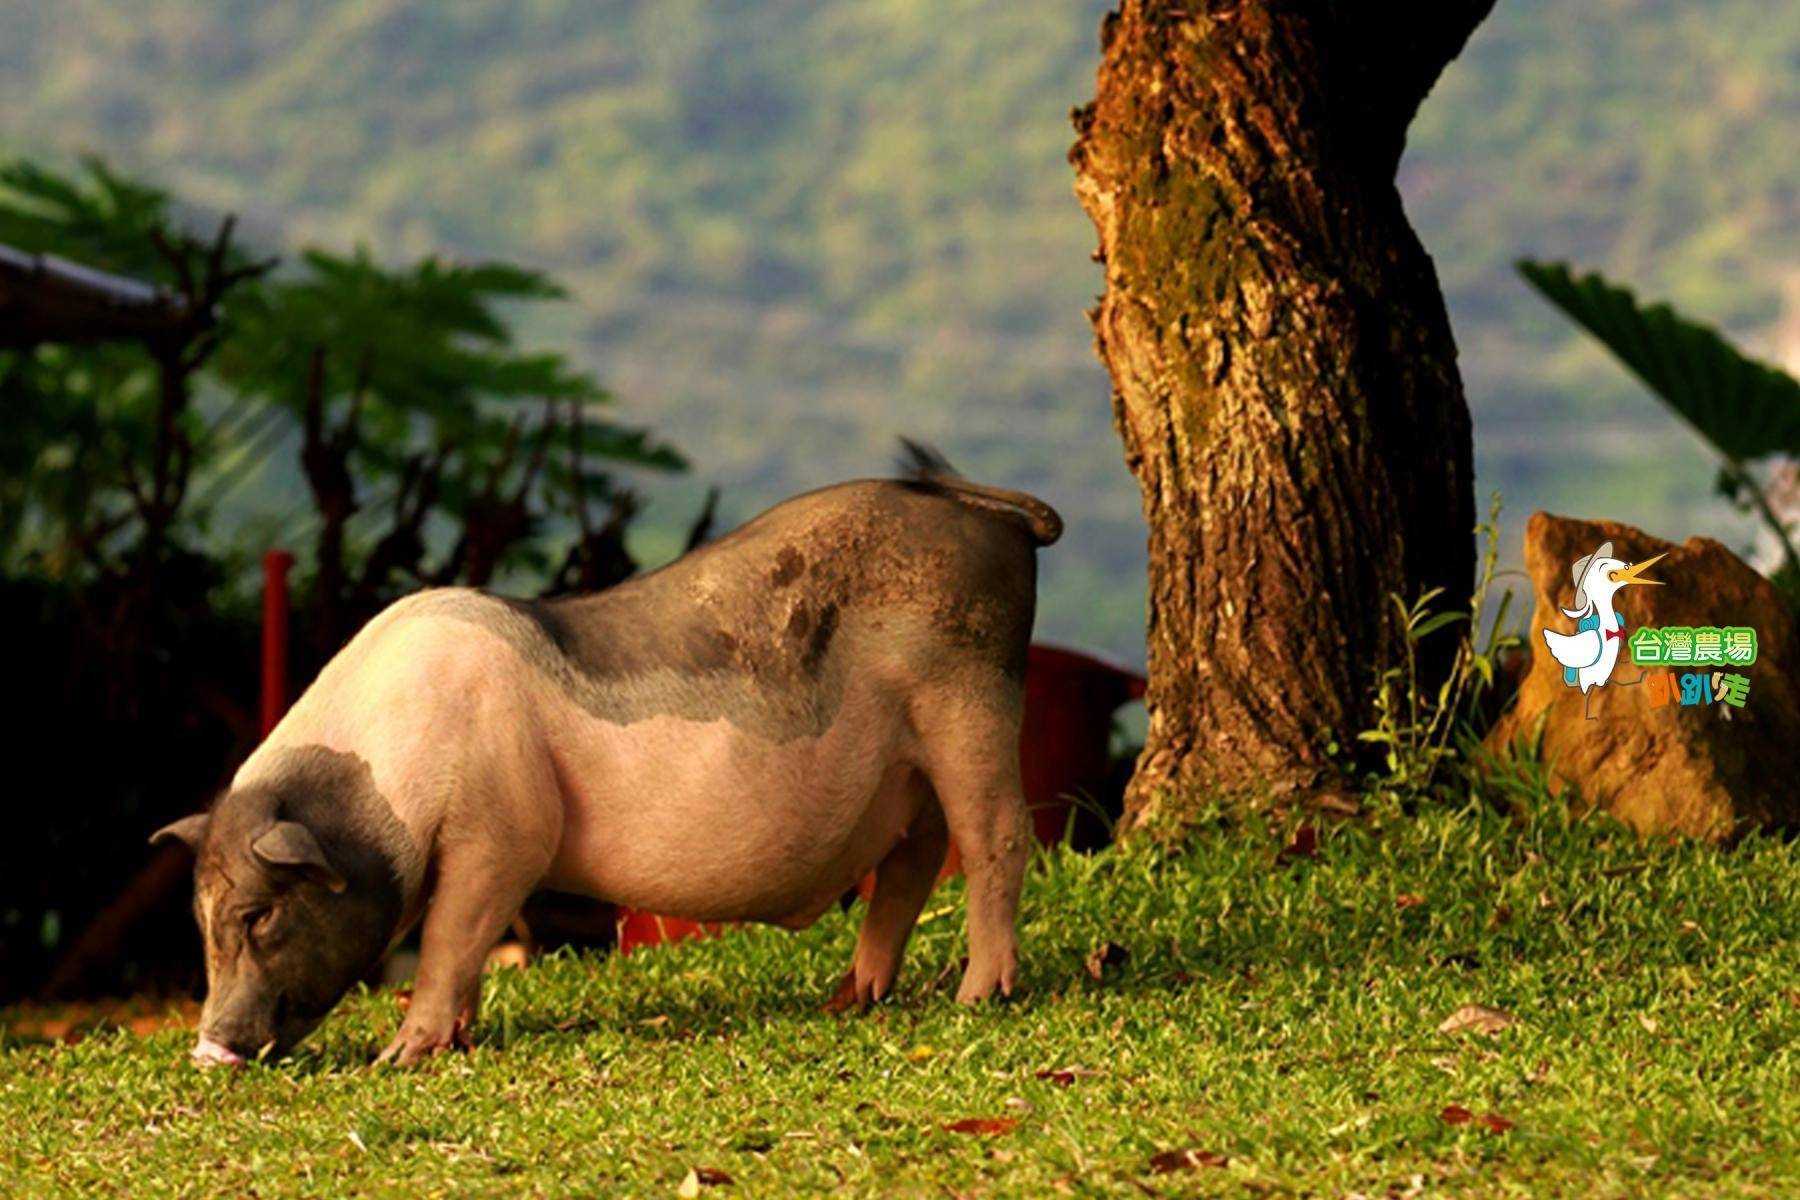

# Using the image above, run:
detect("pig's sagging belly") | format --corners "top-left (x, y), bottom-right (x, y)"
top-left (541, 699), bottom-right (923, 925)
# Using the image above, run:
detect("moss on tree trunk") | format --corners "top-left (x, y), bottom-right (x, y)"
top-left (1070, 0), bottom-right (1492, 824)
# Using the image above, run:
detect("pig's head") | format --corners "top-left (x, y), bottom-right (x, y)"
top-left (153, 749), bottom-right (415, 1065)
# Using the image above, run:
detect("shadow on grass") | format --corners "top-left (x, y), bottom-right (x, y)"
top-left (122, 795), bottom-right (1800, 1078)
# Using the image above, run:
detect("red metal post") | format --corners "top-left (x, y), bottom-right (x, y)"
top-left (260, 549), bottom-right (295, 738)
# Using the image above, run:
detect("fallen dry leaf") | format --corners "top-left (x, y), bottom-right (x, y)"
top-left (1395, 894), bottom-right (1426, 909)
top-left (907, 1045), bottom-right (936, 1062)
top-left (1441, 1105), bottom-right (1512, 1134)
top-left (1084, 942), bottom-right (1129, 981)
top-left (1276, 824), bottom-right (1320, 866)
top-left (1437, 1004), bottom-right (1516, 1037)
top-left (1149, 1148), bottom-right (1229, 1173)
top-left (1638, 1013), bottom-right (1660, 1035)
top-left (942, 1118), bottom-right (1019, 1136)
top-left (676, 1166), bottom-right (734, 1196)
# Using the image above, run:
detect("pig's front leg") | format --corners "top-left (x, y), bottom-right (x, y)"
top-left (378, 838), bottom-right (549, 1066)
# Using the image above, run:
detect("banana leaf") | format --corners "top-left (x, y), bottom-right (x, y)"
top-left (1518, 259), bottom-right (1800, 461)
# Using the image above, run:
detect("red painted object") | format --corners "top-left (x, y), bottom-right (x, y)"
top-left (614, 911), bottom-right (729, 957)
top-left (1013, 640), bottom-right (1147, 852)
top-left (617, 641), bottom-right (1146, 953)
top-left (260, 549), bottom-right (295, 738)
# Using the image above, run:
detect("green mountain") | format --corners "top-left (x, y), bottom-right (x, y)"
top-left (4, 0), bottom-right (1795, 661)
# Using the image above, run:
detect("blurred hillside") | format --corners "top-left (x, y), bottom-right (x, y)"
top-left (4, 0), bottom-right (1797, 662)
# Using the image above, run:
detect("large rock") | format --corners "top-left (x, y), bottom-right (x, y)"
top-left (1487, 511), bottom-right (1800, 838)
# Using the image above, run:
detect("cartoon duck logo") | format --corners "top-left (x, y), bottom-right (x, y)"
top-left (1541, 541), bottom-right (1666, 720)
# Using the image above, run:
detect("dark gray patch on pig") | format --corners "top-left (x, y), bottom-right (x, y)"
top-left (785, 604), bottom-right (811, 640)
top-left (771, 547), bottom-right (805, 587)
top-left (187, 746), bottom-right (418, 1057)
top-left (256, 745), bottom-right (420, 913)
top-left (800, 601), bottom-right (839, 674)
top-left (403, 480), bottom-right (1044, 741)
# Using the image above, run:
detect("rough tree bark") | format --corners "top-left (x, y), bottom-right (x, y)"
top-left (1070, 0), bottom-right (1492, 824)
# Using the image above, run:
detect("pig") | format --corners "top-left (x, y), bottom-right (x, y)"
top-left (152, 445), bottom-right (1062, 1065)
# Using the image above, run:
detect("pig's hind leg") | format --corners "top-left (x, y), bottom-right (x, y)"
top-left (914, 683), bottom-right (1031, 1005)
top-left (826, 774), bottom-right (949, 1013)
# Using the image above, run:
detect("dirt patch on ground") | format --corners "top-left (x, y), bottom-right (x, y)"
top-left (1, 997), bottom-right (199, 1044)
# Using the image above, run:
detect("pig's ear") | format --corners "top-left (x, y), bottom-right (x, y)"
top-left (251, 821), bottom-right (347, 893)
top-left (150, 813), bottom-right (210, 850)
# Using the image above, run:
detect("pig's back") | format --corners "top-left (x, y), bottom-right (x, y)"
top-left (601, 478), bottom-right (1043, 676)
top-left (260, 479), bottom-right (1044, 749)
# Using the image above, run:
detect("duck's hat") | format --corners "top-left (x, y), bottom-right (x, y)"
top-left (1568, 541), bottom-right (1613, 611)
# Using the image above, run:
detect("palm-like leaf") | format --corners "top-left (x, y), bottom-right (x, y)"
top-left (0, 156), bottom-right (172, 278)
top-left (1518, 259), bottom-right (1800, 461)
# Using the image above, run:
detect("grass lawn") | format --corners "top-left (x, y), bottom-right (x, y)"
top-left (6, 792), bottom-right (1800, 1197)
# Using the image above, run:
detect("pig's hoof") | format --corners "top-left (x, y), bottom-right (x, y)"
top-left (824, 973), bottom-right (869, 1014)
top-left (376, 1016), bottom-right (471, 1066)
top-left (954, 983), bottom-right (1010, 1006)
top-left (954, 960), bottom-right (1017, 1006)
top-left (824, 971), bottom-right (891, 1014)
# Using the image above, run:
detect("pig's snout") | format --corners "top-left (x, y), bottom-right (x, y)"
top-left (192, 1034), bottom-right (247, 1067)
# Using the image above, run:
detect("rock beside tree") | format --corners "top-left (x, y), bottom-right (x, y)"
top-left (1488, 511), bottom-right (1800, 838)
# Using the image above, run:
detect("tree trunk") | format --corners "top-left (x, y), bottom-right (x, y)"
top-left (1070, 0), bottom-right (1491, 825)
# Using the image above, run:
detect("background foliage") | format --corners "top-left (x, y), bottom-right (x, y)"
top-left (1519, 259), bottom-right (1800, 595)
top-left (5, 0), bottom-right (1797, 660)
top-left (0, 157), bottom-right (681, 1001)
